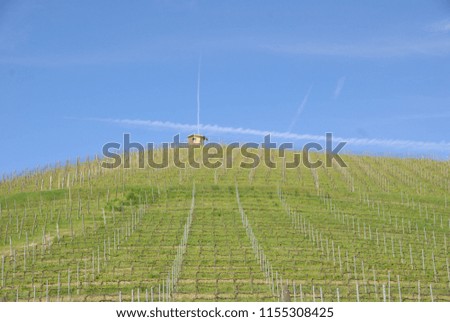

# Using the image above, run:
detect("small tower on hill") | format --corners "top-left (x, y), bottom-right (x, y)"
top-left (187, 134), bottom-right (208, 146)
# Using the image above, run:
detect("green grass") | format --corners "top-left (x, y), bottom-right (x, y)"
top-left (0, 149), bottom-right (448, 302)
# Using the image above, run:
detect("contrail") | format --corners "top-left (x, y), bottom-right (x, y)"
top-left (333, 76), bottom-right (346, 99)
top-left (287, 85), bottom-right (313, 132)
top-left (197, 55), bottom-right (201, 135)
top-left (94, 117), bottom-right (450, 151)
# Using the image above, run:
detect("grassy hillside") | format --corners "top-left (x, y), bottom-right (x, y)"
top-left (0, 149), bottom-right (449, 302)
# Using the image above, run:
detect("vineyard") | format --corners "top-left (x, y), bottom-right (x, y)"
top-left (0, 149), bottom-right (449, 302)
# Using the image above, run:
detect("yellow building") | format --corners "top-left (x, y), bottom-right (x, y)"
top-left (187, 134), bottom-right (208, 146)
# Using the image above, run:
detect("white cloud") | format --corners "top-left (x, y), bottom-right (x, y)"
top-left (395, 112), bottom-right (450, 120)
top-left (428, 19), bottom-right (450, 33)
top-left (94, 118), bottom-right (450, 152)
top-left (5, 32), bottom-right (450, 68)
top-left (263, 38), bottom-right (450, 58)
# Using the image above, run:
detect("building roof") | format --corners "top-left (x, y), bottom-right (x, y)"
top-left (187, 134), bottom-right (208, 140)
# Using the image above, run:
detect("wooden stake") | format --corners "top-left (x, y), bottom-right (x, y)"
top-left (422, 249), bottom-right (425, 272)
top-left (373, 269), bottom-right (378, 300)
top-left (356, 281), bottom-right (360, 302)
top-left (68, 268), bottom-right (71, 298)
top-left (432, 253), bottom-right (437, 282)
top-left (387, 271), bottom-right (391, 302)
top-left (417, 280), bottom-right (421, 302)
top-left (57, 272), bottom-right (61, 301)
top-left (1, 255), bottom-right (4, 287)
top-left (446, 258), bottom-right (450, 284)
top-left (409, 244), bottom-right (414, 268)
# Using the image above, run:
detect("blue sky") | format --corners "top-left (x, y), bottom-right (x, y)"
top-left (1, 0), bottom-right (450, 175)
